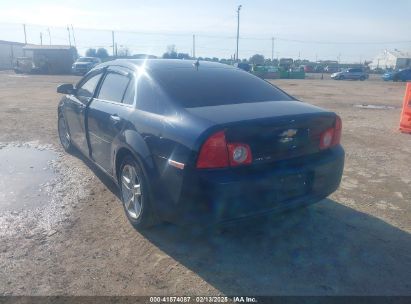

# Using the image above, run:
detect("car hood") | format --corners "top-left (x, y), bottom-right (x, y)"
top-left (184, 100), bottom-right (329, 125)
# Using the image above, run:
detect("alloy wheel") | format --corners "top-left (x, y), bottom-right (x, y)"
top-left (58, 116), bottom-right (71, 149)
top-left (121, 164), bottom-right (143, 219)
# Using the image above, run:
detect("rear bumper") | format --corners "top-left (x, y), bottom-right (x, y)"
top-left (160, 146), bottom-right (344, 225)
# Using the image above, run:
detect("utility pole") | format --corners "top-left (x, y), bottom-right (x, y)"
top-left (271, 37), bottom-right (275, 62)
top-left (23, 24), bottom-right (27, 44)
top-left (47, 28), bottom-right (51, 45)
top-left (71, 25), bottom-right (76, 47)
top-left (236, 5), bottom-right (242, 62)
top-left (40, 32), bottom-right (43, 45)
top-left (67, 26), bottom-right (71, 46)
top-left (193, 34), bottom-right (196, 59)
top-left (112, 31), bottom-right (115, 57)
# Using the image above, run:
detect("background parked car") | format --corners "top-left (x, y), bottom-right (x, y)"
top-left (234, 62), bottom-right (251, 72)
top-left (13, 57), bottom-right (34, 74)
top-left (71, 57), bottom-right (101, 75)
top-left (331, 68), bottom-right (369, 80)
top-left (324, 66), bottom-right (339, 73)
top-left (313, 65), bottom-right (324, 73)
top-left (382, 68), bottom-right (411, 82)
top-left (301, 65), bottom-right (314, 73)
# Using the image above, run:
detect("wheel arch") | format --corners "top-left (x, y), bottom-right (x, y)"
top-left (113, 130), bottom-right (156, 185)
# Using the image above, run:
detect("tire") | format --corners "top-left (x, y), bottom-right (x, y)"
top-left (58, 113), bottom-right (74, 152)
top-left (119, 155), bottom-right (158, 229)
top-left (339, 75), bottom-right (345, 80)
top-left (360, 76), bottom-right (366, 81)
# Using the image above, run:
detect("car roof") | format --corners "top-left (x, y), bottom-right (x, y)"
top-left (97, 59), bottom-right (236, 72)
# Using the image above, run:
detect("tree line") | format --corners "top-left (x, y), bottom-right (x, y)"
top-left (84, 46), bottom-right (313, 66)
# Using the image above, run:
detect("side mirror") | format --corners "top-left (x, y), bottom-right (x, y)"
top-left (57, 83), bottom-right (75, 94)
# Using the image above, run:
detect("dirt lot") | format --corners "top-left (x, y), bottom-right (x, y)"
top-left (0, 71), bottom-right (410, 296)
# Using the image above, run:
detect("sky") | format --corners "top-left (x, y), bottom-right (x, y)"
top-left (0, 0), bottom-right (410, 62)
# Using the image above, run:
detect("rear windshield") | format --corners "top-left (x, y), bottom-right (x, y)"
top-left (153, 67), bottom-right (292, 108)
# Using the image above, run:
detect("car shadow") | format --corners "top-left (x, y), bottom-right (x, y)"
top-left (71, 151), bottom-right (411, 295)
top-left (70, 149), bottom-right (121, 200)
top-left (141, 200), bottom-right (411, 295)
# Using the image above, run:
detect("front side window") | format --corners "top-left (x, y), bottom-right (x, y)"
top-left (77, 73), bottom-right (102, 99)
top-left (98, 72), bottom-right (130, 103)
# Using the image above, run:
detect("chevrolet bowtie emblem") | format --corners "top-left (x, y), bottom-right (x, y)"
top-left (280, 129), bottom-right (298, 138)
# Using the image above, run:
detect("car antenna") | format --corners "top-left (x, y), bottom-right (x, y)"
top-left (193, 59), bottom-right (200, 70)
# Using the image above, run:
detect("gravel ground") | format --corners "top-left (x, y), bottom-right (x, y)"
top-left (0, 71), bottom-right (410, 296)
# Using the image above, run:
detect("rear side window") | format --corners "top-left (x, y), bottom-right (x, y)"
top-left (136, 77), bottom-right (165, 114)
top-left (122, 78), bottom-right (136, 105)
top-left (77, 73), bottom-right (102, 99)
top-left (98, 72), bottom-right (130, 103)
top-left (153, 67), bottom-right (292, 108)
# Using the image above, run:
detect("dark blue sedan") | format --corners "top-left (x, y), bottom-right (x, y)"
top-left (382, 68), bottom-right (411, 82)
top-left (57, 59), bottom-right (344, 228)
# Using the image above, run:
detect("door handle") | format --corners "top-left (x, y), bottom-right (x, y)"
top-left (110, 114), bottom-right (121, 123)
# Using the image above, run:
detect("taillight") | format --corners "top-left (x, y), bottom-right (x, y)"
top-left (196, 131), bottom-right (229, 169)
top-left (319, 115), bottom-right (342, 150)
top-left (319, 129), bottom-right (334, 149)
top-left (196, 131), bottom-right (253, 169)
top-left (227, 143), bottom-right (252, 166)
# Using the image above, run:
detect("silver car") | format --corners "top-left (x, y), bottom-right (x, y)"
top-left (331, 68), bottom-right (368, 81)
top-left (72, 57), bottom-right (101, 75)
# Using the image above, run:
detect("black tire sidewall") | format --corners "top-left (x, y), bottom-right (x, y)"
top-left (58, 114), bottom-right (73, 152)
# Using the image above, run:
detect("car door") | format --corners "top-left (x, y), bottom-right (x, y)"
top-left (64, 70), bottom-right (104, 155)
top-left (87, 66), bottom-right (135, 174)
top-left (345, 68), bottom-right (354, 79)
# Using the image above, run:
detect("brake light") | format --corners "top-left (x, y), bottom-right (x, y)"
top-left (196, 131), bottom-right (253, 169)
top-left (319, 115), bottom-right (342, 150)
top-left (196, 131), bottom-right (229, 169)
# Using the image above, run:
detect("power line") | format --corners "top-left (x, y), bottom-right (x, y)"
top-left (6, 22), bottom-right (411, 45)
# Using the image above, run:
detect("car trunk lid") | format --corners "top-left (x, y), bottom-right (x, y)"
top-left (186, 100), bottom-right (336, 164)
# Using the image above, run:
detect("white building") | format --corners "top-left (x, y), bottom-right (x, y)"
top-left (0, 40), bottom-right (25, 70)
top-left (370, 49), bottom-right (411, 70)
